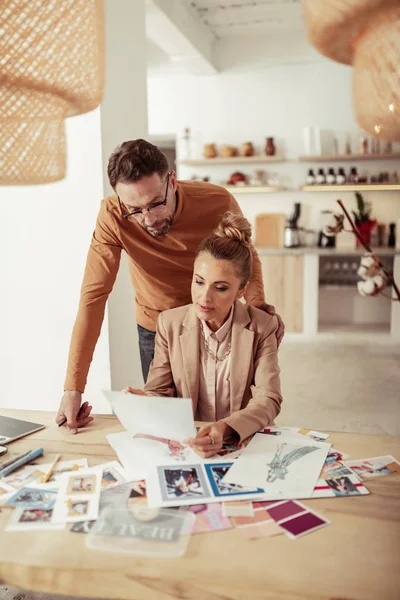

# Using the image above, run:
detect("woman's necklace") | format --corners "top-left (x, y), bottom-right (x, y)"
top-left (200, 322), bottom-right (232, 362)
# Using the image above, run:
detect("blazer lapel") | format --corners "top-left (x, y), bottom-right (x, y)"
top-left (180, 305), bottom-right (200, 413)
top-left (230, 301), bottom-right (254, 414)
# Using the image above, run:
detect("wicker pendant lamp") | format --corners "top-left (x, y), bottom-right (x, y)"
top-left (302, 0), bottom-right (400, 141)
top-left (0, 0), bottom-right (104, 185)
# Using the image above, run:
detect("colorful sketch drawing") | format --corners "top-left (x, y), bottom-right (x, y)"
top-left (266, 444), bottom-right (319, 483)
top-left (133, 433), bottom-right (187, 460)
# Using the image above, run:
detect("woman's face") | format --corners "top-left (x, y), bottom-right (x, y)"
top-left (191, 253), bottom-right (247, 330)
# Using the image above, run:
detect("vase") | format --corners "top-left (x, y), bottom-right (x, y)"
top-left (265, 137), bottom-right (276, 156)
top-left (356, 221), bottom-right (375, 246)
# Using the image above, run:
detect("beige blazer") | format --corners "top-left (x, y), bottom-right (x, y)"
top-left (144, 300), bottom-right (283, 441)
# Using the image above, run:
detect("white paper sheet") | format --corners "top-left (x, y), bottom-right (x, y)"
top-left (222, 432), bottom-right (331, 499)
top-left (106, 430), bottom-right (200, 481)
top-left (102, 390), bottom-right (196, 440)
top-left (103, 390), bottom-right (197, 480)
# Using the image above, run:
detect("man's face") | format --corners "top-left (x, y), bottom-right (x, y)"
top-left (116, 171), bottom-right (177, 237)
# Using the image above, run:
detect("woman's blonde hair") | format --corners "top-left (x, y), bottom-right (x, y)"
top-left (196, 212), bottom-right (253, 287)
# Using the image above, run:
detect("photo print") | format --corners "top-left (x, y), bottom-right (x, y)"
top-left (18, 507), bottom-right (54, 523)
top-left (67, 474), bottom-right (96, 495)
top-left (67, 499), bottom-right (90, 518)
top-left (204, 463), bottom-right (263, 497)
top-left (325, 477), bottom-right (361, 496)
top-left (6, 487), bottom-right (57, 509)
top-left (158, 465), bottom-right (210, 502)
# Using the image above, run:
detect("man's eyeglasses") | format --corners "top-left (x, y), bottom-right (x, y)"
top-left (118, 172), bottom-right (171, 220)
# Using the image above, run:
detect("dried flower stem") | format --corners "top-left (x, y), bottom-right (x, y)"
top-left (337, 199), bottom-right (400, 301)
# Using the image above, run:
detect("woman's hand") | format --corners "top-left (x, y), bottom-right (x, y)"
top-left (185, 422), bottom-right (234, 458)
top-left (122, 386), bottom-right (145, 395)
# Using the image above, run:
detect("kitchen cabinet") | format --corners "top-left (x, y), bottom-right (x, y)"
top-left (260, 255), bottom-right (303, 333)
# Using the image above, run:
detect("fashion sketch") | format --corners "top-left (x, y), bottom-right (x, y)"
top-left (266, 443), bottom-right (319, 482)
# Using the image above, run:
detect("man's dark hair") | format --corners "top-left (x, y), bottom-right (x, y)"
top-left (107, 139), bottom-right (169, 189)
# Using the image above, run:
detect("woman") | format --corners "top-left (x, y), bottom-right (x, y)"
top-left (126, 212), bottom-right (282, 458)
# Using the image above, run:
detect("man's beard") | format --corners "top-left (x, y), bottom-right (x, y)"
top-left (145, 216), bottom-right (173, 237)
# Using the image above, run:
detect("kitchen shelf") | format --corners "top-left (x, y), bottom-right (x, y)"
top-left (178, 156), bottom-right (286, 166)
top-left (299, 153), bottom-right (400, 162)
top-left (301, 184), bottom-right (400, 192)
top-left (224, 185), bottom-right (286, 193)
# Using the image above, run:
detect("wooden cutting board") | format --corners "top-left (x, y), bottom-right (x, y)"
top-left (254, 213), bottom-right (287, 247)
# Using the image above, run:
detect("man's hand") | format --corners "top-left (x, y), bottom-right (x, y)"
top-left (185, 422), bottom-right (234, 458)
top-left (257, 303), bottom-right (285, 346)
top-left (56, 391), bottom-right (93, 434)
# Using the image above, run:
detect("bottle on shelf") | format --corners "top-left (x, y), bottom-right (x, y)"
top-left (384, 140), bottom-right (392, 154)
top-left (359, 136), bottom-right (368, 155)
top-left (377, 224), bottom-right (385, 247)
top-left (326, 168), bottom-right (336, 184)
top-left (179, 127), bottom-right (193, 160)
top-left (306, 169), bottom-right (315, 185)
top-left (345, 133), bottom-right (352, 155)
top-left (316, 168), bottom-right (326, 184)
top-left (336, 168), bottom-right (346, 185)
top-left (265, 137), bottom-right (276, 156)
top-left (349, 167), bottom-right (359, 183)
top-left (388, 223), bottom-right (396, 248)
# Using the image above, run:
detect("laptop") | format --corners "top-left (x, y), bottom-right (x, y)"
top-left (0, 415), bottom-right (45, 444)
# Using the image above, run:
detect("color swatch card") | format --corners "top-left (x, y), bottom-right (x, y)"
top-left (52, 467), bottom-right (102, 523)
top-left (146, 461), bottom-right (268, 509)
top-left (230, 506), bottom-right (284, 540)
top-left (263, 499), bottom-right (330, 539)
top-left (222, 501), bottom-right (254, 517)
top-left (222, 432), bottom-right (331, 499)
top-left (344, 455), bottom-right (400, 479)
top-left (185, 503), bottom-right (232, 534)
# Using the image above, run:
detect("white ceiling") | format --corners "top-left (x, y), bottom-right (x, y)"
top-left (188, 0), bottom-right (304, 38)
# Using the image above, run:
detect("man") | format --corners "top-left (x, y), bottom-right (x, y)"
top-left (56, 139), bottom-right (284, 433)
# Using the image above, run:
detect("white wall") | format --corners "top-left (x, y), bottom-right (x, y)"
top-left (1, 109), bottom-right (112, 412)
top-left (101, 0), bottom-right (148, 393)
top-left (147, 60), bottom-right (400, 234)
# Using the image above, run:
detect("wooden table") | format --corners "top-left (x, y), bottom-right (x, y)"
top-left (0, 409), bottom-right (399, 600)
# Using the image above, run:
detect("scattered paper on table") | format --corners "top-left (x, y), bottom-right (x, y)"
top-left (222, 500), bottom-right (254, 517)
top-left (5, 487), bottom-right (57, 510)
top-left (146, 461), bottom-right (267, 508)
top-left (222, 432), bottom-right (331, 499)
top-left (344, 455), bottom-right (400, 479)
top-left (52, 467), bottom-right (102, 524)
top-left (6, 507), bottom-right (65, 532)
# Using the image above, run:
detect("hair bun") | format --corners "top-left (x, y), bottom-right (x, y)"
top-left (214, 211), bottom-right (252, 247)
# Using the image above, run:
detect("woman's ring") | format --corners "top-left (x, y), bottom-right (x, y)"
top-left (209, 435), bottom-right (215, 445)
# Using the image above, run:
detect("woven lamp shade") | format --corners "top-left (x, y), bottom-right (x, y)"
top-left (0, 0), bottom-right (104, 185)
top-left (302, 0), bottom-right (400, 141)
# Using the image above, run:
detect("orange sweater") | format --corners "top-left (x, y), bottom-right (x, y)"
top-left (64, 180), bottom-right (265, 392)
